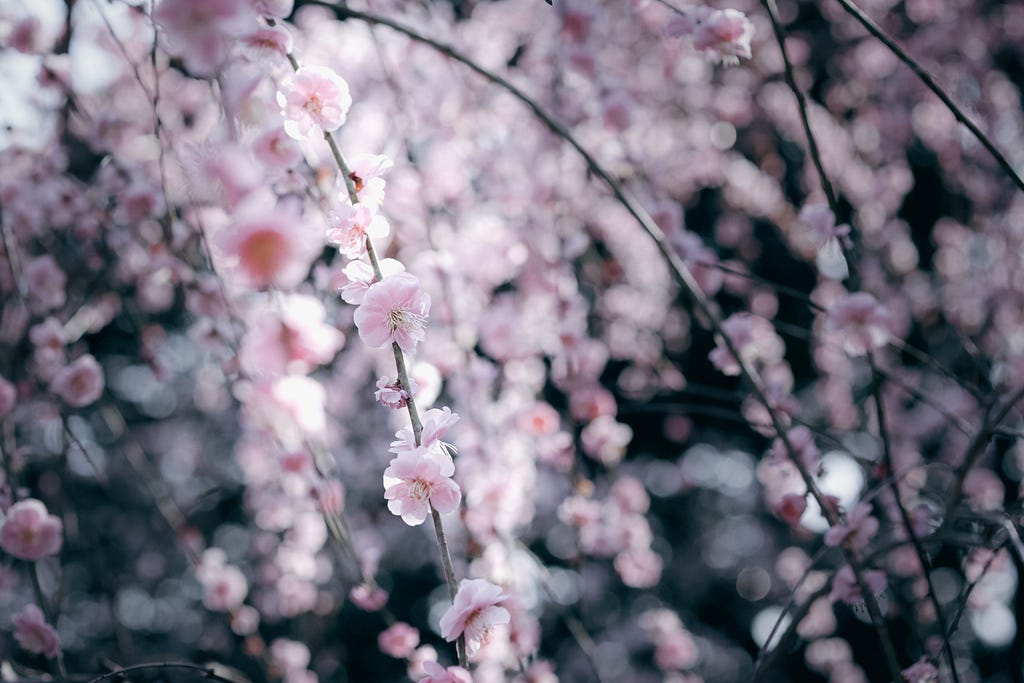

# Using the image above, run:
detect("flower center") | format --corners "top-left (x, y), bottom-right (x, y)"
top-left (409, 479), bottom-right (431, 502)
top-left (388, 308), bottom-right (426, 334)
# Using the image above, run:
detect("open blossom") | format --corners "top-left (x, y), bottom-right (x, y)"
top-left (251, 124), bottom-right (303, 169)
top-left (439, 579), bottom-right (511, 656)
top-left (326, 203), bottom-right (390, 259)
top-left (418, 661), bottom-right (473, 683)
top-left (215, 195), bottom-right (321, 291)
top-left (825, 292), bottom-right (894, 356)
top-left (334, 257), bottom-right (405, 305)
top-left (800, 204), bottom-right (851, 280)
top-left (375, 376), bottom-right (416, 409)
top-left (240, 295), bottom-right (344, 376)
top-left (49, 354), bottom-right (104, 407)
top-left (692, 8), bottom-right (754, 65)
top-left (346, 153), bottom-right (393, 207)
top-left (277, 65), bottom-right (352, 140)
top-left (23, 254), bottom-right (66, 312)
top-left (709, 313), bottom-right (785, 375)
top-left (378, 621), bottom-right (420, 658)
top-left (153, 0), bottom-right (251, 76)
top-left (353, 272), bottom-right (431, 354)
top-left (0, 498), bottom-right (63, 561)
top-left (12, 604), bottom-right (60, 659)
top-left (824, 502), bottom-right (879, 551)
top-left (390, 407), bottom-right (460, 457)
top-left (769, 425), bottom-right (821, 473)
top-left (382, 450), bottom-right (461, 526)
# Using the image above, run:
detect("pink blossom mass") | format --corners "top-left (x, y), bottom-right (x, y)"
top-left (1, 0), bottom-right (1021, 680)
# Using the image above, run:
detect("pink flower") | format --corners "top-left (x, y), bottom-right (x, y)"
top-left (326, 203), bottom-right (390, 259)
top-left (251, 124), bottom-right (303, 170)
top-left (153, 0), bottom-right (251, 76)
top-left (439, 579), bottom-right (511, 656)
top-left (692, 9), bottom-right (754, 65)
top-left (215, 196), bottom-right (321, 291)
top-left (0, 499), bottom-right (63, 561)
top-left (353, 272), bottom-right (431, 354)
top-left (824, 502), bottom-right (879, 551)
top-left (829, 565), bottom-right (886, 605)
top-left (709, 313), bottom-right (784, 375)
top-left (390, 407), bottom-right (459, 457)
top-left (240, 295), bottom-right (344, 376)
top-left (378, 622), bottom-right (420, 658)
top-left (825, 292), bottom-right (894, 356)
top-left (349, 583), bottom-right (388, 611)
top-left (49, 354), bottom-right (104, 407)
top-left (12, 604), bottom-right (60, 659)
top-left (334, 257), bottom-right (405, 305)
top-left (346, 153), bottom-right (393, 207)
top-left (23, 255), bottom-right (66, 312)
top-left (382, 450), bottom-right (461, 526)
top-left (0, 375), bottom-right (16, 418)
top-left (277, 65), bottom-right (352, 140)
top-left (375, 377), bottom-right (415, 409)
top-left (202, 565), bottom-right (248, 611)
top-left (418, 661), bottom-right (473, 683)
top-left (236, 24), bottom-right (292, 63)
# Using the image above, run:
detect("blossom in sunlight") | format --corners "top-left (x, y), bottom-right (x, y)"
top-left (277, 65), bottom-right (352, 140)
top-left (383, 449), bottom-right (461, 526)
top-left (692, 9), bottom-right (754, 65)
top-left (326, 203), bottom-right (390, 259)
top-left (153, 0), bottom-right (251, 76)
top-left (215, 195), bottom-right (321, 291)
top-left (0, 499), bottom-right (63, 561)
top-left (390, 407), bottom-right (460, 457)
top-left (354, 272), bottom-right (431, 354)
top-left (439, 579), bottom-right (510, 656)
top-left (334, 258), bottom-right (405, 305)
top-left (825, 292), bottom-right (894, 356)
top-left (375, 376), bottom-right (416, 409)
top-left (12, 605), bottom-right (60, 658)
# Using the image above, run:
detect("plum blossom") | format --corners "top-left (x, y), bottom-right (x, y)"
top-left (824, 502), bottom-right (879, 551)
top-left (829, 565), bottom-right (886, 605)
top-left (800, 203), bottom-right (851, 279)
top-left (418, 661), bottom-right (473, 683)
top-left (240, 295), bottom-right (344, 376)
top-left (12, 604), bottom-right (60, 658)
top-left (439, 578), bottom-right (511, 656)
top-left (710, 313), bottom-right (785, 375)
top-left (251, 124), bottom-right (303, 169)
top-left (390, 407), bottom-right (460, 457)
top-left (382, 449), bottom-right (461, 526)
top-left (0, 498), bottom-right (63, 561)
top-left (153, 0), bottom-right (251, 76)
top-left (769, 425), bottom-right (821, 473)
top-left (353, 272), bottom-right (431, 354)
top-left (692, 9), bottom-right (755, 65)
top-left (346, 153), bottom-right (393, 207)
top-left (215, 195), bottom-right (321, 290)
top-left (378, 622), bottom-right (420, 659)
top-left (277, 65), bottom-right (352, 140)
top-left (825, 292), bottom-right (895, 356)
top-left (23, 254), bottom-right (66, 312)
top-left (334, 257), bottom-right (405, 305)
top-left (326, 203), bottom-right (390, 259)
top-left (375, 376), bottom-right (416, 409)
top-left (48, 354), bottom-right (104, 407)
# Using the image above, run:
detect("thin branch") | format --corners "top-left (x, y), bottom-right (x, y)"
top-left (831, 0), bottom-right (1024, 195)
